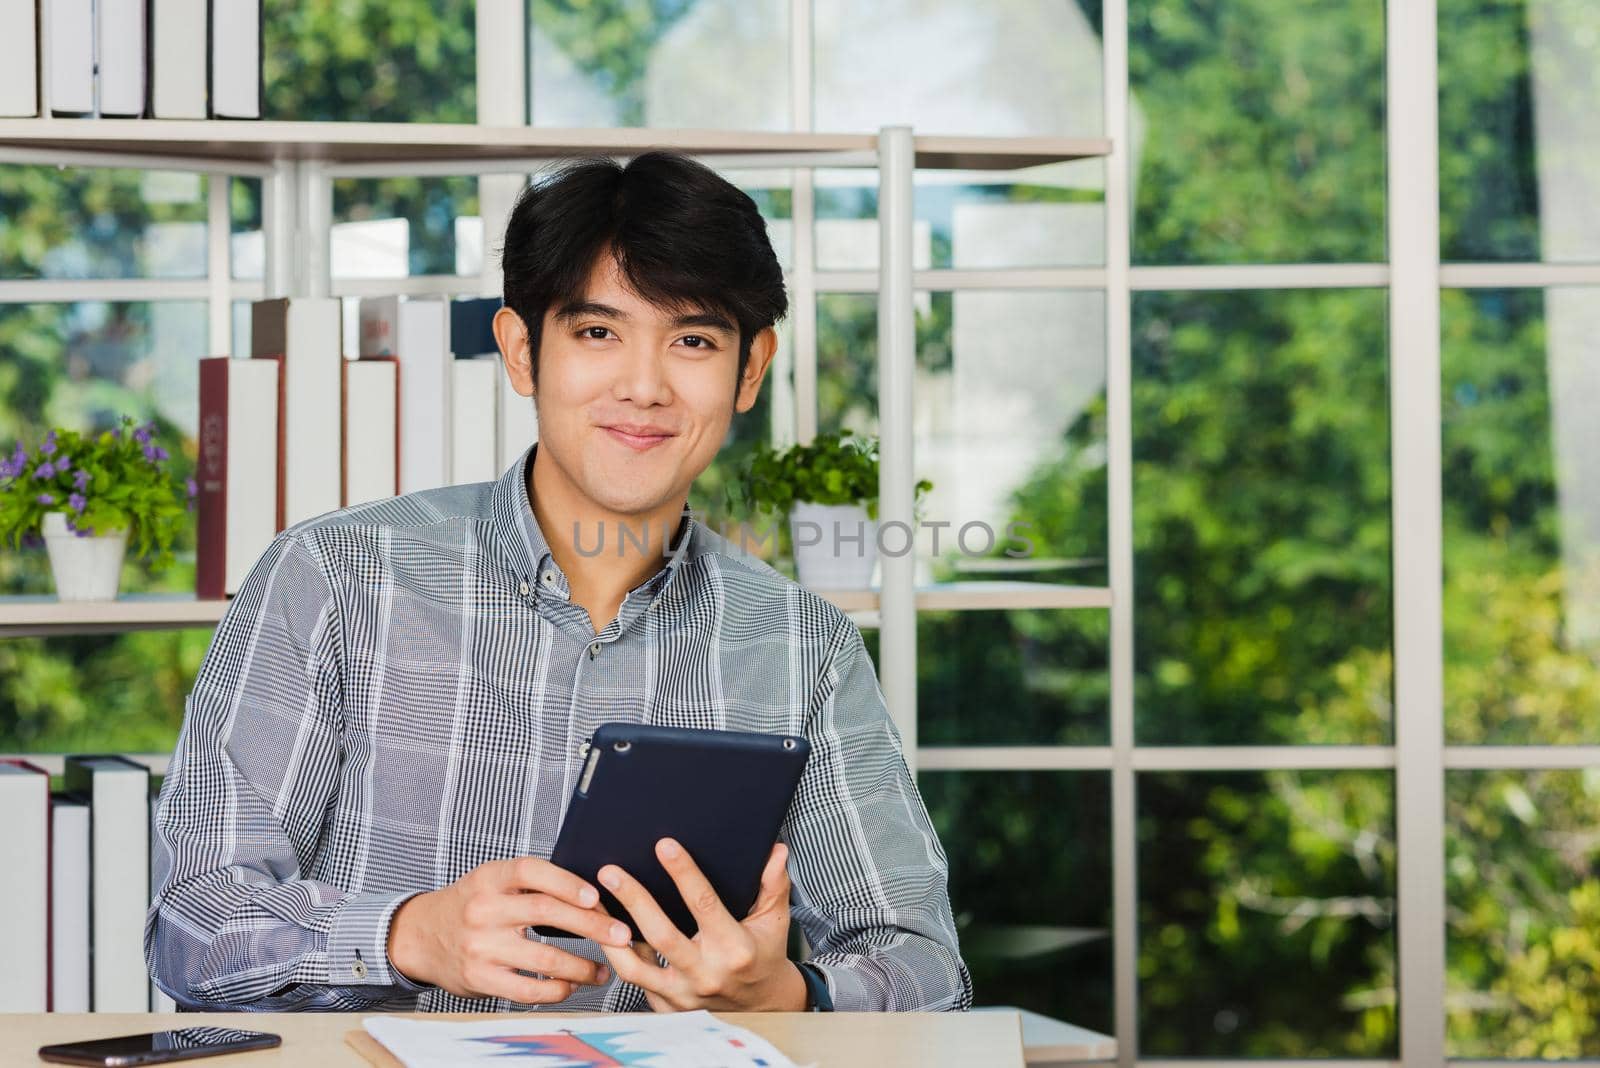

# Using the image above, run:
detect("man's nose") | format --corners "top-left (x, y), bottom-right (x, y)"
top-left (612, 345), bottom-right (673, 406)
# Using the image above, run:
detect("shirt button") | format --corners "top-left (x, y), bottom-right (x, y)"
top-left (519, 581), bottom-right (529, 596)
top-left (589, 642), bottom-right (601, 659)
top-left (541, 572), bottom-right (556, 588)
top-left (351, 959), bottom-right (368, 979)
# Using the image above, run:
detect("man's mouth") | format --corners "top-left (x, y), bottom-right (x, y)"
top-left (600, 424), bottom-right (676, 451)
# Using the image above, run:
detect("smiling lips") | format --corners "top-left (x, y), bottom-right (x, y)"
top-left (601, 423), bottom-right (676, 451)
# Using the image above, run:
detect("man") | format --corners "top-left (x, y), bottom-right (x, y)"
top-left (146, 152), bottom-right (972, 1014)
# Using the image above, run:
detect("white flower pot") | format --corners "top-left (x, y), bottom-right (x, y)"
top-left (41, 511), bottom-right (127, 601)
top-left (789, 502), bottom-right (878, 590)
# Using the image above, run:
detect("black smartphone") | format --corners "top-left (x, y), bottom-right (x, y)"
top-left (38, 1028), bottom-right (281, 1066)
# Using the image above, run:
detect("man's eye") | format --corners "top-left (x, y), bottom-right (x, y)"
top-left (679, 335), bottom-right (712, 349)
top-left (581, 326), bottom-right (612, 340)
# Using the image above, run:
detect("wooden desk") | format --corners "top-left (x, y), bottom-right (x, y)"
top-left (13, 1011), bottom-right (1025, 1067)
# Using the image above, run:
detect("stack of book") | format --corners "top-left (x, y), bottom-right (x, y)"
top-left (0, 756), bottom-right (169, 1013)
top-left (0, 0), bottom-right (262, 120)
top-left (197, 296), bottom-right (538, 599)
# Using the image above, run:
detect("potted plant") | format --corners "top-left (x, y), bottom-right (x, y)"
top-left (0, 418), bottom-right (195, 601)
top-left (735, 430), bottom-right (931, 589)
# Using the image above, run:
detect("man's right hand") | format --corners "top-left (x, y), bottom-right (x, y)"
top-left (385, 857), bottom-right (634, 1004)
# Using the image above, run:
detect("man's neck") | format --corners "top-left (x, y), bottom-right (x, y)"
top-left (527, 447), bottom-right (688, 633)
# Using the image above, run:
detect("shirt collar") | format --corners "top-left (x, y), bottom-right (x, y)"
top-left (488, 444), bottom-right (702, 599)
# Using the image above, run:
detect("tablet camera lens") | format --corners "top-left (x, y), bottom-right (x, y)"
top-left (783, 738), bottom-right (797, 750)
top-left (613, 740), bottom-right (631, 753)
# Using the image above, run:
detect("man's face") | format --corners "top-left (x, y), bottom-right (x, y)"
top-left (496, 254), bottom-right (774, 518)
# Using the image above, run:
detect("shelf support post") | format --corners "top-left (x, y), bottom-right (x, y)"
top-left (877, 125), bottom-right (917, 767)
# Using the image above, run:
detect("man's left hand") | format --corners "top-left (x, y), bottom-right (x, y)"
top-left (597, 838), bottom-right (808, 1012)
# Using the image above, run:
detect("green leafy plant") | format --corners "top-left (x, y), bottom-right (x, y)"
top-left (733, 430), bottom-right (931, 520)
top-left (0, 417), bottom-right (195, 572)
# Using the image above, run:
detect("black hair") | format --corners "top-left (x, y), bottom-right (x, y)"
top-left (499, 150), bottom-right (788, 385)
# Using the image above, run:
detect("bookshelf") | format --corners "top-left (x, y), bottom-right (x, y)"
top-left (0, 118), bottom-right (1116, 757)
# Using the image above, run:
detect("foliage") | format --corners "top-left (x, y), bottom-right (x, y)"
top-left (734, 430), bottom-right (931, 520)
top-left (0, 418), bottom-right (192, 570)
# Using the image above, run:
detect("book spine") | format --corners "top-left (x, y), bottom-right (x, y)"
top-left (196, 358), bottom-right (228, 600)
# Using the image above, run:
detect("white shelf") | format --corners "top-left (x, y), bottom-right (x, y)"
top-left (0, 581), bottom-right (1109, 637)
top-left (0, 119), bottom-right (1111, 171)
top-left (818, 581), bottom-right (1113, 614)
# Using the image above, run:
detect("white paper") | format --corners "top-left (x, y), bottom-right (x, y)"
top-left (362, 1009), bottom-right (799, 1068)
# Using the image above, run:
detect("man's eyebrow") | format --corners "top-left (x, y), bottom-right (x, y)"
top-left (670, 311), bottom-right (736, 333)
top-left (555, 301), bottom-right (631, 323)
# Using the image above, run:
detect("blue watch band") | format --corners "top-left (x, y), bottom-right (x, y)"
top-left (796, 961), bottom-right (834, 1012)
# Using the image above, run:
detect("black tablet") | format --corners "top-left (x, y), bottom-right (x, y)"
top-left (534, 722), bottom-right (810, 942)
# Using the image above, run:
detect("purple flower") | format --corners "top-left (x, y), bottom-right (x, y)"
top-left (111, 426), bottom-right (122, 441)
top-left (185, 477), bottom-right (197, 498)
top-left (39, 431), bottom-right (56, 457)
top-left (74, 526), bottom-right (91, 538)
top-left (73, 469), bottom-right (90, 491)
top-left (36, 492), bottom-right (54, 506)
top-left (142, 443), bottom-right (164, 462)
top-left (10, 443), bottom-right (24, 467)
top-left (34, 461), bottom-right (55, 480)
top-left (0, 457), bottom-right (14, 480)
top-left (134, 425), bottom-right (152, 445)
top-left (68, 492), bottom-right (86, 513)
top-left (155, 445), bottom-right (169, 461)
top-left (53, 453), bottom-right (70, 473)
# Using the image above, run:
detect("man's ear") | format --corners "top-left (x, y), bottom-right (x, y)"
top-left (734, 327), bottom-right (778, 414)
top-left (493, 306), bottom-right (535, 396)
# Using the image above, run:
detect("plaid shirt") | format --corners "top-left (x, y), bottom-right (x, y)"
top-left (146, 446), bottom-right (971, 1014)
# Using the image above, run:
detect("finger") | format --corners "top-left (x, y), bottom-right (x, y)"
top-left (496, 938), bottom-right (613, 987)
top-left (496, 856), bottom-right (600, 909)
top-left (600, 940), bottom-right (680, 1002)
top-left (654, 838), bottom-right (741, 937)
top-left (598, 864), bottom-right (697, 968)
top-left (479, 970), bottom-right (575, 1006)
top-left (748, 842), bottom-right (791, 918)
top-left (494, 894), bottom-right (632, 948)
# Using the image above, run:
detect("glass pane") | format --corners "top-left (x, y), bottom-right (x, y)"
top-left (922, 770), bottom-right (1111, 1031)
top-left (0, 632), bottom-right (207, 754)
top-left (1129, 0), bottom-right (1386, 265)
top-left (332, 177), bottom-right (483, 279)
top-left (1439, 0), bottom-right (1600, 263)
top-left (918, 610), bottom-right (1109, 746)
top-left (0, 301), bottom-right (205, 597)
top-left (263, 0), bottom-right (476, 122)
top-left (816, 290), bottom-right (1108, 576)
top-left (529, 0), bottom-right (788, 129)
top-left (0, 167), bottom-right (207, 280)
top-left (1133, 290), bottom-right (1391, 745)
top-left (1139, 770), bottom-right (1396, 1058)
top-left (1447, 769), bottom-right (1600, 1057)
top-left (815, 163), bottom-right (1105, 271)
top-left (814, 0), bottom-right (1104, 137)
top-left (1442, 289), bottom-right (1600, 744)
top-left (231, 178), bottom-right (264, 282)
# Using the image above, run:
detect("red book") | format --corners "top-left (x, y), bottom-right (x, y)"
top-left (197, 357), bottom-right (281, 599)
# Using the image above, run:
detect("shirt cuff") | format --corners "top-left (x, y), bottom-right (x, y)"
top-left (327, 890), bottom-right (429, 991)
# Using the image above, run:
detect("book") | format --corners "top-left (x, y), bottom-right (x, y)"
top-left (497, 374), bottom-right (538, 473)
top-left (197, 357), bottom-right (279, 599)
top-left (42, 0), bottom-right (95, 117)
top-left (208, 0), bottom-right (259, 119)
top-left (0, 761), bottom-right (51, 1012)
top-left (97, 0), bottom-right (146, 118)
top-left (252, 298), bottom-right (343, 529)
top-left (449, 297), bottom-right (501, 358)
top-left (50, 796), bottom-right (90, 1014)
top-left (0, 2), bottom-right (40, 116)
top-left (64, 756), bottom-right (152, 1013)
top-left (358, 297), bottom-right (452, 494)
top-left (357, 1010), bottom-right (798, 1068)
top-left (342, 357), bottom-right (400, 507)
top-left (451, 359), bottom-right (500, 485)
top-left (149, 0), bottom-right (207, 119)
